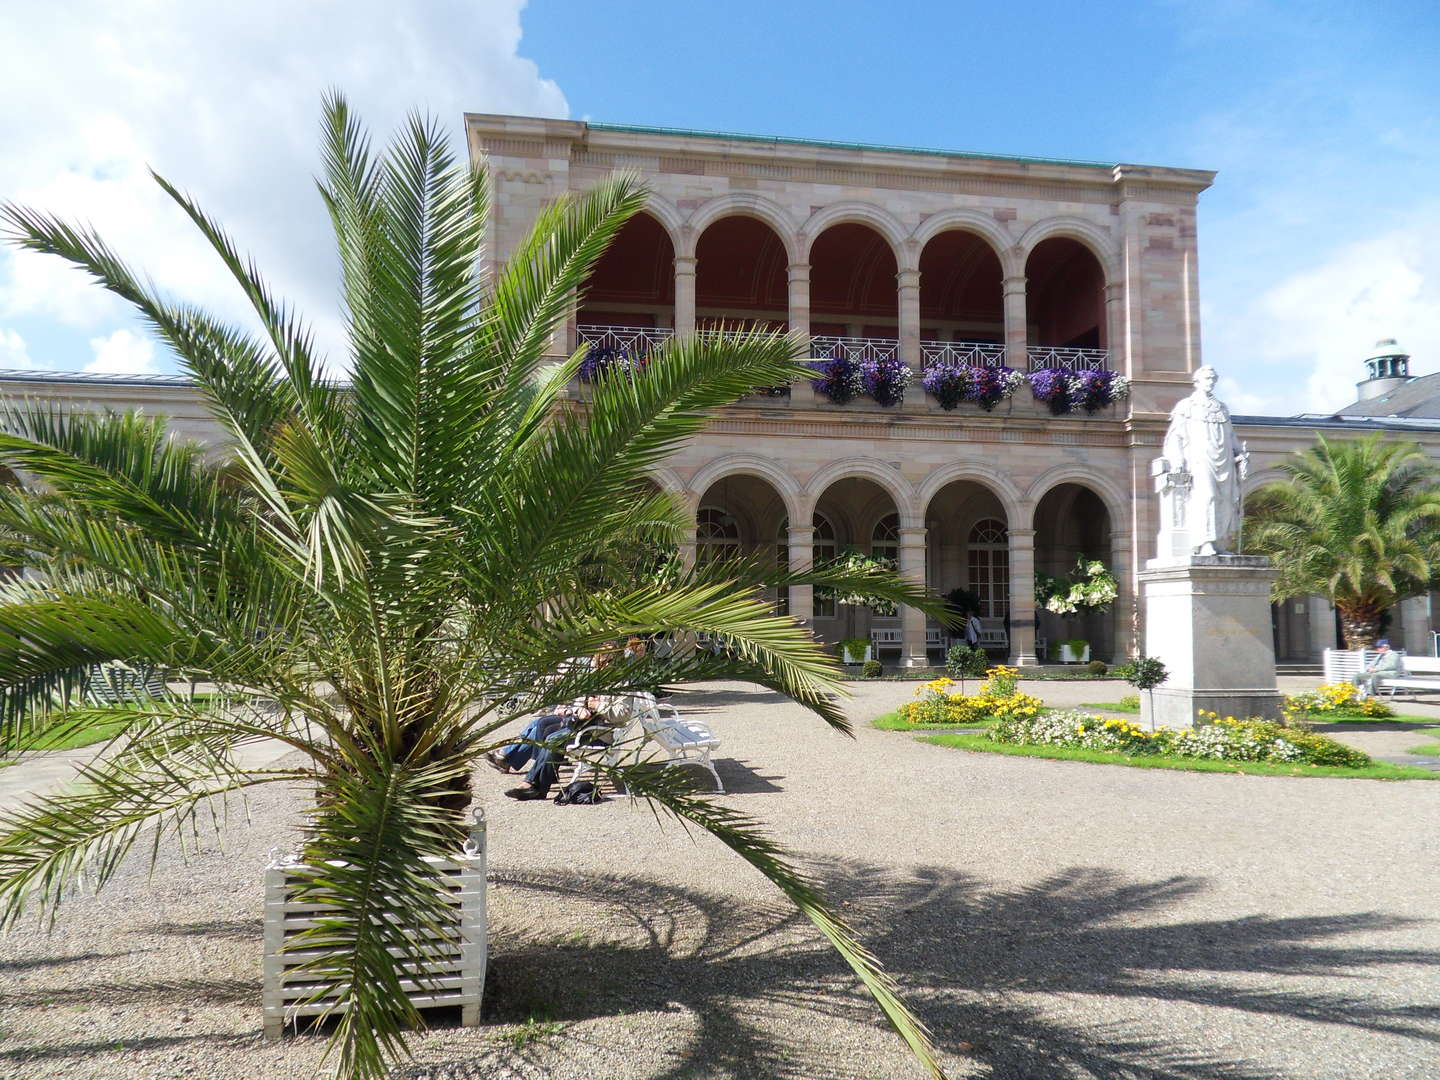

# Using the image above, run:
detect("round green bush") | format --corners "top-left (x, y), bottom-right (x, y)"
top-left (1085, 659), bottom-right (1108, 675)
top-left (862, 658), bottom-right (884, 679)
top-left (945, 643), bottom-right (988, 679)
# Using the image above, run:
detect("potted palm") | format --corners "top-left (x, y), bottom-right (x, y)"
top-left (0, 96), bottom-right (947, 1080)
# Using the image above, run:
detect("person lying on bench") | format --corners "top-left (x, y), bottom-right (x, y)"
top-left (484, 696), bottom-right (601, 778)
top-left (1352, 639), bottom-right (1402, 698)
top-left (493, 694), bottom-right (627, 801)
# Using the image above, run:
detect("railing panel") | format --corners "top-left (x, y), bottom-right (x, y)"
top-left (1025, 345), bottom-right (1111, 372)
top-left (576, 325), bottom-right (674, 355)
top-left (809, 335), bottom-right (900, 365)
top-left (920, 340), bottom-right (1008, 369)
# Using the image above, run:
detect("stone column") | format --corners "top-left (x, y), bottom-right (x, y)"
top-left (1002, 275), bottom-right (1028, 370)
top-left (1104, 282), bottom-right (1125, 373)
top-left (1307, 595), bottom-right (1336, 658)
top-left (786, 523), bottom-right (815, 627)
top-left (1110, 530), bottom-right (1134, 660)
top-left (897, 268), bottom-right (921, 377)
top-left (899, 526), bottom-right (929, 668)
top-left (678, 520), bottom-right (698, 572)
top-left (1008, 527), bottom-right (1039, 665)
top-left (1401, 594), bottom-right (1433, 658)
top-left (674, 255), bottom-right (697, 337)
top-left (788, 262), bottom-right (815, 405)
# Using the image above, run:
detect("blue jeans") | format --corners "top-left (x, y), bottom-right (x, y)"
top-left (501, 713), bottom-right (572, 771)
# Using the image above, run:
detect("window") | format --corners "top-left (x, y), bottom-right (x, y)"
top-left (967, 518), bottom-right (1010, 620)
top-left (697, 505), bottom-right (741, 564)
top-left (871, 513), bottom-right (899, 569)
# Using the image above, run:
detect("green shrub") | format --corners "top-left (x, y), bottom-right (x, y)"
top-left (837, 638), bottom-right (869, 664)
top-left (1085, 659), bottom-right (1108, 675)
top-left (1119, 694), bottom-right (1140, 711)
top-left (945, 643), bottom-right (988, 679)
top-left (862, 658), bottom-right (884, 679)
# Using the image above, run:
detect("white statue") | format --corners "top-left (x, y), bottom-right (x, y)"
top-left (1153, 365), bottom-right (1248, 556)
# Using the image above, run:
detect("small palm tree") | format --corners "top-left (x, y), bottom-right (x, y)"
top-left (1246, 434), bottom-right (1440, 648)
top-left (0, 96), bottom-right (947, 1079)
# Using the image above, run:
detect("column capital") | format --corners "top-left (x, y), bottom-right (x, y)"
top-left (895, 268), bottom-right (921, 291)
top-left (1008, 527), bottom-right (1036, 540)
top-left (786, 524), bottom-right (815, 542)
top-left (787, 262), bottom-right (811, 281)
top-left (1002, 274), bottom-right (1027, 295)
top-left (674, 255), bottom-right (698, 273)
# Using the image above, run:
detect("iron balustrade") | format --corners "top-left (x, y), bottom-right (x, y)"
top-left (920, 340), bottom-right (1008, 369)
top-left (1025, 345), bottom-right (1111, 372)
top-left (576, 324), bottom-right (675, 356)
top-left (808, 335), bottom-right (900, 364)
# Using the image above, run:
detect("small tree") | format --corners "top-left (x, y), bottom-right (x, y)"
top-left (1247, 434), bottom-right (1440, 648)
top-left (1114, 655), bottom-right (1168, 731)
top-left (945, 642), bottom-right (988, 694)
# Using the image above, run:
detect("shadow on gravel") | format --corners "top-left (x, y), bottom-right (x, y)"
top-left (668, 688), bottom-right (792, 710)
top-left (418, 860), bottom-right (1440, 1080)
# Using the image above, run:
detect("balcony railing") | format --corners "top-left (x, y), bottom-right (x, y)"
top-left (576, 324), bottom-right (674, 356)
top-left (1025, 345), bottom-right (1111, 372)
top-left (809, 335), bottom-right (899, 365)
top-left (920, 340), bottom-right (1008, 369)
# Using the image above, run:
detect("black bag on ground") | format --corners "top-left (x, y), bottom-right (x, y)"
top-left (554, 780), bottom-right (603, 805)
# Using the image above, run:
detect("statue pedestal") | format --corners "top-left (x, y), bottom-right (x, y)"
top-left (1138, 555), bottom-right (1281, 730)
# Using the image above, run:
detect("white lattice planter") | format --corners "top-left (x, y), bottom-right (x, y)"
top-left (262, 816), bottom-right (487, 1039)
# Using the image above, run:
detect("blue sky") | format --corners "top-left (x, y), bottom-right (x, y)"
top-left (2, 0), bottom-right (1437, 413)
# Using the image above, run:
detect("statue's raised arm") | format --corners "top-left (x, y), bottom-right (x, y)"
top-left (1153, 365), bottom-right (1245, 558)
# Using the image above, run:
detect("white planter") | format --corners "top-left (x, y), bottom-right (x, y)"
top-left (262, 819), bottom-right (487, 1039)
top-left (1058, 642), bottom-right (1091, 664)
top-left (840, 643), bottom-right (872, 664)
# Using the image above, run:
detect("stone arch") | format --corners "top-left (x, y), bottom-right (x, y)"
top-left (916, 462), bottom-right (1023, 528)
top-left (1242, 468), bottom-right (1287, 498)
top-left (1017, 216), bottom-right (1120, 283)
top-left (801, 458), bottom-right (917, 526)
top-left (1023, 466), bottom-right (1128, 532)
top-left (637, 193), bottom-right (685, 254)
top-left (800, 202), bottom-right (909, 267)
top-left (683, 193), bottom-right (801, 263)
top-left (909, 210), bottom-right (1018, 277)
top-left (687, 453), bottom-right (804, 522)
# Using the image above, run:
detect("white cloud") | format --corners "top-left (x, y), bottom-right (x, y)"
top-left (0, 1), bottom-right (567, 370)
top-left (0, 328), bottom-right (37, 370)
top-left (1208, 212), bottom-right (1440, 415)
top-left (86, 329), bottom-right (159, 375)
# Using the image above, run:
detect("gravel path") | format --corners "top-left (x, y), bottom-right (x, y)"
top-left (2, 679), bottom-right (1438, 1079)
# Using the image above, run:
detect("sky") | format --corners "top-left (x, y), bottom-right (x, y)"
top-left (1, 0), bottom-right (1437, 415)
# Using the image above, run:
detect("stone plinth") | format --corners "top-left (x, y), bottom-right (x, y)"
top-left (1138, 555), bottom-right (1281, 730)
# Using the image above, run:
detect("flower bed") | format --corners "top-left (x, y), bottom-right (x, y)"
top-left (921, 363), bottom-right (1023, 410)
top-left (1026, 368), bottom-right (1130, 415)
top-left (990, 709), bottom-right (1370, 767)
top-left (896, 670), bottom-right (1044, 727)
top-left (1284, 682), bottom-right (1394, 719)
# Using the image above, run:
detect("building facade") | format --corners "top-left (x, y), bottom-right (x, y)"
top-left (3, 119), bottom-right (1437, 664)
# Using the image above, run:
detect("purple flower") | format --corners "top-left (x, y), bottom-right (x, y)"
top-left (1071, 369), bottom-right (1119, 413)
top-left (579, 344), bottom-right (645, 382)
top-left (967, 365), bottom-right (1019, 411)
top-left (859, 356), bottom-right (911, 407)
top-left (1028, 368), bottom-right (1075, 414)
top-left (809, 354), bottom-right (862, 405)
top-left (922, 363), bottom-right (969, 410)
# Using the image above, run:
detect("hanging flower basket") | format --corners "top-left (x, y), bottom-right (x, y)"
top-left (859, 356), bottom-right (912, 406)
top-left (921, 364), bottom-right (1023, 410)
top-left (1035, 558), bottom-right (1118, 614)
top-left (1026, 368), bottom-right (1131, 415)
top-left (809, 354), bottom-right (863, 405)
top-left (579, 344), bottom-right (646, 382)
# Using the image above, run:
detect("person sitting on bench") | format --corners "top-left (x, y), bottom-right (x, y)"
top-left (1352, 640), bottom-right (1402, 698)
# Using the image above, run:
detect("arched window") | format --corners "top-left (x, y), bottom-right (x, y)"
top-left (871, 513), bottom-right (899, 568)
top-left (776, 513), bottom-right (839, 618)
top-left (967, 518), bottom-right (1010, 620)
top-left (697, 505), bottom-right (741, 563)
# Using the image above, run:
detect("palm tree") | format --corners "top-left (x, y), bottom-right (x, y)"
top-left (0, 95), bottom-right (948, 1079)
top-left (1246, 434), bottom-right (1440, 648)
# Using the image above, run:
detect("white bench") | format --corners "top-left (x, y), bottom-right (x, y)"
top-left (869, 627), bottom-right (953, 654)
top-left (1322, 648), bottom-right (1440, 697)
top-left (568, 694), bottom-right (724, 794)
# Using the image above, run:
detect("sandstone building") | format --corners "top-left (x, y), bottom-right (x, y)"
top-left (3, 119), bottom-right (1436, 665)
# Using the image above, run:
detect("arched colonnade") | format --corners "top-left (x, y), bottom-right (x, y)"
top-left (575, 194), bottom-right (1124, 382)
top-left (655, 457), bottom-right (1133, 667)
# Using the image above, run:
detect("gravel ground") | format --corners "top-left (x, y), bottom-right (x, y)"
top-left (2, 678), bottom-right (1438, 1079)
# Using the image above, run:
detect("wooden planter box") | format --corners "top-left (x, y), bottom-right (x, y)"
top-left (262, 847), bottom-right (487, 1039)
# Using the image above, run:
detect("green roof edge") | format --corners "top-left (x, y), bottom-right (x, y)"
top-left (584, 121), bottom-right (1117, 170)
